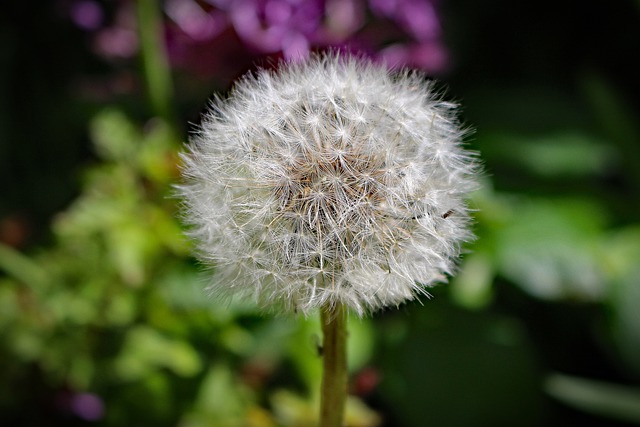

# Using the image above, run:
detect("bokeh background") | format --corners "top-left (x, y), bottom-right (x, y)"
top-left (2, 1), bottom-right (640, 426)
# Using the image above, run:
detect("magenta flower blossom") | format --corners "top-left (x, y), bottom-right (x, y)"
top-left (369, 0), bottom-right (448, 71)
top-left (71, 393), bottom-right (105, 421)
top-left (228, 0), bottom-right (324, 58)
top-left (166, 0), bottom-right (228, 41)
top-left (69, 0), bottom-right (104, 30)
top-left (224, 0), bottom-right (364, 60)
top-left (64, 0), bottom-right (448, 76)
top-left (55, 390), bottom-right (105, 421)
top-left (369, 0), bottom-right (441, 41)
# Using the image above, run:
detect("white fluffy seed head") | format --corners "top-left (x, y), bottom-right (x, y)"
top-left (179, 52), bottom-right (479, 316)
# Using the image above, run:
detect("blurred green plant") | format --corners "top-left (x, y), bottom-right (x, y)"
top-left (546, 373), bottom-right (640, 424)
top-left (0, 108), bottom-right (380, 426)
top-left (2, 72), bottom-right (640, 427)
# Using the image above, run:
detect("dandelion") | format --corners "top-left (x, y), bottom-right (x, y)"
top-left (180, 52), bottom-right (477, 315)
top-left (179, 52), bottom-right (478, 426)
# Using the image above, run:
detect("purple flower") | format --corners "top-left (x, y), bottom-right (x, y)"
top-left (369, 0), bottom-right (441, 41)
top-left (70, 0), bottom-right (104, 30)
top-left (94, 26), bottom-right (139, 58)
top-left (56, 390), bottom-right (105, 422)
top-left (64, 0), bottom-right (449, 79)
top-left (224, 0), bottom-right (364, 59)
top-left (368, 0), bottom-right (447, 71)
top-left (71, 393), bottom-right (105, 421)
top-left (379, 40), bottom-right (448, 72)
top-left (165, 0), bottom-right (228, 41)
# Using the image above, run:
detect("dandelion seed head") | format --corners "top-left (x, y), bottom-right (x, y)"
top-left (179, 52), bottom-right (479, 316)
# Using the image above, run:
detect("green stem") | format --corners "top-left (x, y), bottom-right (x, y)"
top-left (136, 0), bottom-right (175, 125)
top-left (319, 302), bottom-right (348, 427)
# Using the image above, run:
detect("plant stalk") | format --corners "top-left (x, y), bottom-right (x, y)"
top-left (136, 0), bottom-right (175, 125)
top-left (319, 302), bottom-right (348, 427)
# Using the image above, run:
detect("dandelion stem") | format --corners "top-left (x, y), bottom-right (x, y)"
top-left (319, 301), bottom-right (348, 427)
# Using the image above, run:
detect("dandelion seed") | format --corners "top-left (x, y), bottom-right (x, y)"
top-left (179, 52), bottom-right (479, 316)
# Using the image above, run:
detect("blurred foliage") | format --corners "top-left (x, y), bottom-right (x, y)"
top-left (2, 0), bottom-right (640, 426)
top-left (0, 109), bottom-right (379, 426)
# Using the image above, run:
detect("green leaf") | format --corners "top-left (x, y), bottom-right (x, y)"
top-left (193, 363), bottom-right (248, 419)
top-left (0, 243), bottom-right (48, 290)
top-left (494, 197), bottom-right (607, 300)
top-left (450, 252), bottom-right (494, 309)
top-left (546, 373), bottom-right (640, 423)
top-left (346, 315), bottom-right (374, 373)
top-left (606, 229), bottom-right (640, 375)
top-left (478, 131), bottom-right (615, 178)
top-left (90, 109), bottom-right (140, 163)
top-left (115, 326), bottom-right (201, 380)
top-left (137, 117), bottom-right (179, 184)
top-left (287, 314), bottom-right (323, 395)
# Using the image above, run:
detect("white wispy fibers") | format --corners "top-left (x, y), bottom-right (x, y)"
top-left (179, 53), bottom-right (479, 316)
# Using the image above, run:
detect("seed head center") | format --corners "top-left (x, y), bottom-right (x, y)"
top-left (278, 153), bottom-right (384, 236)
